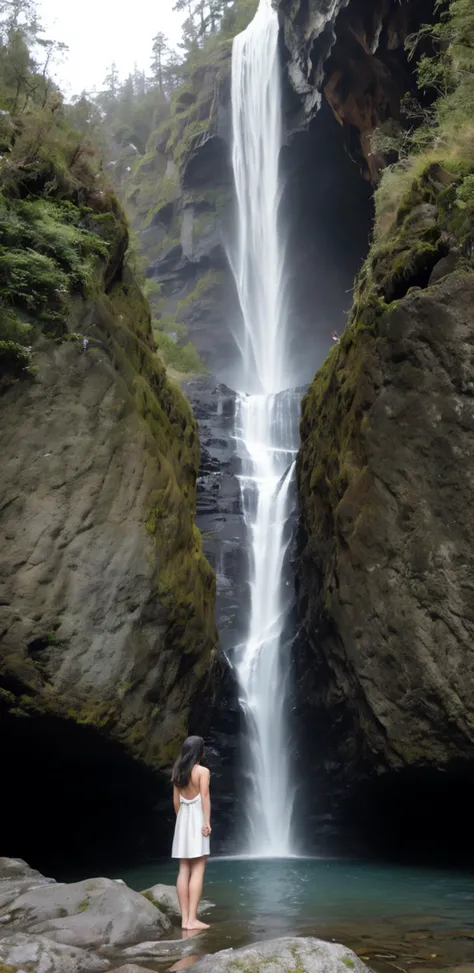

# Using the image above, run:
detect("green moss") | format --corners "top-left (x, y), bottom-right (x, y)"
top-left (0, 188), bottom-right (126, 379)
top-left (0, 340), bottom-right (33, 388)
top-left (176, 270), bottom-right (223, 315)
top-left (342, 959), bottom-right (355, 969)
top-left (76, 900), bottom-right (89, 913)
top-left (153, 330), bottom-right (207, 375)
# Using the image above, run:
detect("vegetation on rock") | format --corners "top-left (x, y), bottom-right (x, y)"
top-left (68, 0), bottom-right (257, 377)
top-left (0, 0), bottom-right (218, 775)
top-left (296, 0), bottom-right (474, 783)
top-left (301, 0), bottom-right (474, 498)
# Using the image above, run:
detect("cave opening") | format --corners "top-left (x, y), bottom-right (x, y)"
top-left (347, 763), bottom-right (474, 868)
top-left (280, 99), bottom-right (374, 387)
top-left (2, 705), bottom-right (172, 881)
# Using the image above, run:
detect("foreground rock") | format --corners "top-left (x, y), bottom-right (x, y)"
top-left (190, 937), bottom-right (369, 973)
top-left (0, 859), bottom-right (56, 913)
top-left (0, 932), bottom-right (109, 973)
top-left (141, 882), bottom-right (213, 917)
top-left (2, 876), bottom-right (170, 949)
top-left (110, 967), bottom-right (156, 973)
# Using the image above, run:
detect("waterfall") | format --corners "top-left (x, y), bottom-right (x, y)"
top-left (230, 0), bottom-right (298, 857)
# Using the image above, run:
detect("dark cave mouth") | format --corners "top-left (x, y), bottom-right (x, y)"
top-left (344, 762), bottom-right (474, 868)
top-left (2, 707), bottom-right (172, 880)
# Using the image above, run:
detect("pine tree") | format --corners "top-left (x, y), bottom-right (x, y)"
top-left (150, 31), bottom-right (170, 92)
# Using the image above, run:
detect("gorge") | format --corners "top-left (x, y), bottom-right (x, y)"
top-left (1, 0), bottom-right (474, 892)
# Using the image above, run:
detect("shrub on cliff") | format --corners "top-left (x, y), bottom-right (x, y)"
top-left (0, 0), bottom-right (128, 378)
top-left (374, 0), bottom-right (474, 239)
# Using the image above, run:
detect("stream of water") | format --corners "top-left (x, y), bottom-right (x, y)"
top-left (229, 0), bottom-right (297, 857)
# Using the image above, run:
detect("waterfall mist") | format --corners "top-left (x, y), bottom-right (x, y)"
top-left (229, 0), bottom-right (298, 857)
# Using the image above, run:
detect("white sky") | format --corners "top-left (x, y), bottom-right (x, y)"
top-left (38, 0), bottom-right (184, 96)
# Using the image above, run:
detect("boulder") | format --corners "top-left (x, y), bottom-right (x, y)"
top-left (141, 883), bottom-right (213, 916)
top-left (110, 967), bottom-right (156, 973)
top-left (0, 933), bottom-right (109, 973)
top-left (121, 937), bottom-right (196, 961)
top-left (189, 937), bottom-right (370, 973)
top-left (3, 877), bottom-right (170, 948)
top-left (0, 860), bottom-right (56, 913)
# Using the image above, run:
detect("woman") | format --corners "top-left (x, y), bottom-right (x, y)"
top-left (171, 735), bottom-right (211, 931)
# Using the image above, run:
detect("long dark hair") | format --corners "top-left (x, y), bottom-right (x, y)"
top-left (171, 735), bottom-right (205, 789)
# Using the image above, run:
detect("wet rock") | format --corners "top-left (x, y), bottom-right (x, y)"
top-left (2, 877), bottom-right (170, 948)
top-left (181, 377), bottom-right (243, 852)
top-left (120, 938), bottom-right (196, 960)
top-left (0, 933), bottom-right (109, 973)
top-left (141, 884), bottom-right (213, 916)
top-left (189, 936), bottom-right (370, 973)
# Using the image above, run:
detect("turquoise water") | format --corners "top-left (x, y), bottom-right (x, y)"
top-left (115, 857), bottom-right (474, 971)
top-left (120, 856), bottom-right (474, 926)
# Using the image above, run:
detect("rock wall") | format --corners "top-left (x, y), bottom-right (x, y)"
top-left (279, 0), bottom-right (435, 180)
top-left (295, 147), bottom-right (474, 858)
top-left (0, 216), bottom-right (218, 869)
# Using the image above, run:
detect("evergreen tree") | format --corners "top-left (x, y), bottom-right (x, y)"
top-left (150, 31), bottom-right (170, 92)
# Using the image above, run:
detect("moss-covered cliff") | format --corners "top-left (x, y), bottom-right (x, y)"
top-left (0, 23), bottom-right (218, 860)
top-left (294, 0), bottom-right (474, 849)
top-left (1, 193), bottom-right (217, 774)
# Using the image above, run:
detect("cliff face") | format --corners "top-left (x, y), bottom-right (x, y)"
top-left (280, 0), bottom-right (434, 179)
top-left (280, 0), bottom-right (474, 857)
top-left (295, 148), bottom-right (474, 859)
top-left (124, 42), bottom-right (242, 386)
top-left (297, 269), bottom-right (474, 770)
top-left (0, 277), bottom-right (217, 767)
top-left (0, 162), bottom-right (217, 868)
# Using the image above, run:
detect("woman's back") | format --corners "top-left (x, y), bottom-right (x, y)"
top-left (177, 763), bottom-right (204, 800)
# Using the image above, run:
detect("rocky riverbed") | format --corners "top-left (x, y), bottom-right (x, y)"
top-left (0, 858), bottom-right (372, 973)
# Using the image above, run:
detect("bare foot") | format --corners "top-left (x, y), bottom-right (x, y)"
top-left (181, 917), bottom-right (189, 929)
top-left (185, 919), bottom-right (210, 931)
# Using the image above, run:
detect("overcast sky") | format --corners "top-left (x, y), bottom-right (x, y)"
top-left (38, 0), bottom-right (184, 96)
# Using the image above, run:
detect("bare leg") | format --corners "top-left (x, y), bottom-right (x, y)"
top-left (177, 859), bottom-right (191, 928)
top-left (186, 856), bottom-right (209, 930)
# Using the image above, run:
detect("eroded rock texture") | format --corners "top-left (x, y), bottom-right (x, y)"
top-left (280, 0), bottom-right (434, 179)
top-left (0, 253), bottom-right (217, 870)
top-left (298, 274), bottom-right (474, 775)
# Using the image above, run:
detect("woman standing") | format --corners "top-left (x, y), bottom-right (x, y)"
top-left (171, 736), bottom-right (211, 930)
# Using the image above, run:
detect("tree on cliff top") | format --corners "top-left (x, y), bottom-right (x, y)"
top-left (173, 0), bottom-right (234, 38)
top-left (0, 0), bottom-right (119, 384)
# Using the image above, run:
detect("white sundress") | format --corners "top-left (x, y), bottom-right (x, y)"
top-left (172, 793), bottom-right (210, 860)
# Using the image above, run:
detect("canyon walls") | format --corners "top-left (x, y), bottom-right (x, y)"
top-left (287, 0), bottom-right (474, 859)
top-left (0, 169), bottom-right (218, 870)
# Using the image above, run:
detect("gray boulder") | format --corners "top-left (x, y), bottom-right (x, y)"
top-left (0, 859), bottom-right (56, 912)
top-left (190, 937), bottom-right (370, 973)
top-left (0, 932), bottom-right (109, 973)
top-left (3, 877), bottom-right (170, 948)
top-left (121, 937), bottom-right (197, 961)
top-left (110, 967), bottom-right (157, 973)
top-left (141, 883), bottom-right (213, 916)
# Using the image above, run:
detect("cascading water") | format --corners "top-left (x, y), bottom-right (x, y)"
top-left (230, 0), bottom-right (299, 857)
